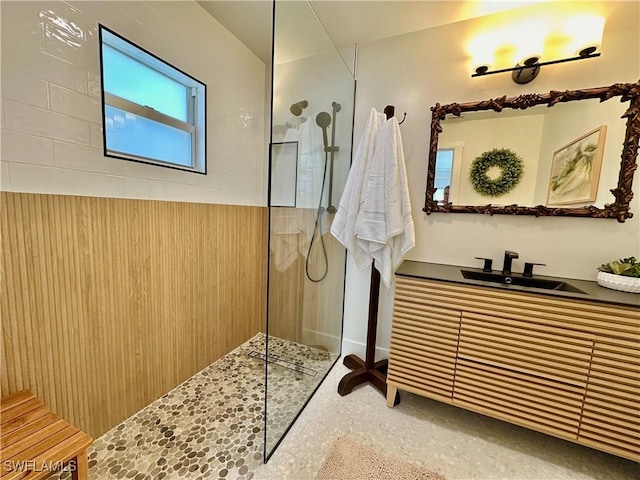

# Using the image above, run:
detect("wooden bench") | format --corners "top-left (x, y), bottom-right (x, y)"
top-left (1, 390), bottom-right (92, 480)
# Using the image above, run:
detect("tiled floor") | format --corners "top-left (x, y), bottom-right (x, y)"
top-left (53, 335), bottom-right (638, 480)
top-left (52, 333), bottom-right (337, 480)
top-left (255, 362), bottom-right (639, 480)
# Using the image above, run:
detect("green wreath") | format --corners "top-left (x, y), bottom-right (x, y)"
top-left (469, 148), bottom-right (524, 197)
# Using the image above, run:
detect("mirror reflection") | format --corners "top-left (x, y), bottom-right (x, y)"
top-left (435, 98), bottom-right (625, 208)
top-left (424, 80), bottom-right (640, 221)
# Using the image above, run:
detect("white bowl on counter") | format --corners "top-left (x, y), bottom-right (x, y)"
top-left (597, 271), bottom-right (640, 294)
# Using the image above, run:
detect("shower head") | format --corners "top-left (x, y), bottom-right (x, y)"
top-left (315, 111), bottom-right (332, 129)
top-left (290, 100), bottom-right (309, 116)
top-left (315, 112), bottom-right (331, 149)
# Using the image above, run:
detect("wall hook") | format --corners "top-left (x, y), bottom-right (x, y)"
top-left (398, 112), bottom-right (407, 125)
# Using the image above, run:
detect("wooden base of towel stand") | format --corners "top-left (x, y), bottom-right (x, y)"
top-left (337, 265), bottom-right (400, 406)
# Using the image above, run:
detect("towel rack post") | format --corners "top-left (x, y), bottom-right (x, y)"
top-left (336, 105), bottom-right (401, 405)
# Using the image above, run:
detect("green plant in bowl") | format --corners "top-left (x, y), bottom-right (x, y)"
top-left (598, 256), bottom-right (640, 277)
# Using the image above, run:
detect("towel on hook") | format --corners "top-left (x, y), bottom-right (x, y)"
top-left (355, 114), bottom-right (415, 287)
top-left (330, 108), bottom-right (386, 269)
top-left (331, 108), bottom-right (415, 287)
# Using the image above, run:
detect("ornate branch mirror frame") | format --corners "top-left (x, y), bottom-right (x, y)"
top-left (423, 80), bottom-right (640, 223)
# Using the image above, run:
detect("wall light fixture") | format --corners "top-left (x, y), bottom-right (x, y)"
top-left (470, 14), bottom-right (605, 84)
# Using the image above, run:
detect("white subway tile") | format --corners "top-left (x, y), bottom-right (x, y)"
top-left (52, 140), bottom-right (106, 171)
top-left (69, 1), bottom-right (162, 42)
top-left (1, 69), bottom-right (50, 109)
top-left (90, 123), bottom-right (103, 148)
top-left (1, 131), bottom-right (54, 165)
top-left (1, 161), bottom-right (12, 191)
top-left (39, 3), bottom-right (98, 70)
top-left (52, 139), bottom-right (221, 189)
top-left (2, 47), bottom-right (87, 94)
top-left (0, 1), bottom-right (47, 51)
top-left (4, 99), bottom-right (90, 145)
top-left (87, 70), bottom-right (101, 98)
top-left (146, 180), bottom-right (224, 204)
top-left (44, 31), bottom-right (95, 71)
top-left (118, 159), bottom-right (209, 187)
top-left (50, 84), bottom-right (101, 123)
top-left (119, 176), bottom-right (150, 200)
top-left (215, 175), bottom-right (254, 206)
top-left (9, 163), bottom-right (147, 199)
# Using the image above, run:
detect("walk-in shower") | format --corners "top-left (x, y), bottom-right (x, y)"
top-left (264, 0), bottom-right (355, 462)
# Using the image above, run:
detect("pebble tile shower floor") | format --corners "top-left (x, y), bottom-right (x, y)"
top-left (51, 333), bottom-right (337, 480)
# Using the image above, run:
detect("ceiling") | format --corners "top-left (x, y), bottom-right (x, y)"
top-left (197, 1), bottom-right (543, 64)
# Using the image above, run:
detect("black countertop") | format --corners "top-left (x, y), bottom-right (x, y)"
top-left (396, 261), bottom-right (640, 308)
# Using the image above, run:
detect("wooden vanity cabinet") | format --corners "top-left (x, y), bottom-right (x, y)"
top-left (386, 276), bottom-right (640, 462)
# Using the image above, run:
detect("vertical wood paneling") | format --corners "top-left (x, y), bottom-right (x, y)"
top-left (267, 208), bottom-right (307, 344)
top-left (301, 231), bottom-right (346, 352)
top-left (267, 207), bottom-right (345, 351)
top-left (0, 192), bottom-right (267, 438)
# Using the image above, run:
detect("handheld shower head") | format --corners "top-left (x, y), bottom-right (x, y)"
top-left (315, 111), bottom-right (331, 148)
top-left (315, 111), bottom-right (332, 129)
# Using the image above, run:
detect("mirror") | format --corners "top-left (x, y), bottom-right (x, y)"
top-left (424, 80), bottom-right (640, 223)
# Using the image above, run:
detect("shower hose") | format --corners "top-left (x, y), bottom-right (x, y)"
top-left (305, 149), bottom-right (330, 282)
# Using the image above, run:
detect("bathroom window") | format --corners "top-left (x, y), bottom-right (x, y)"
top-left (99, 25), bottom-right (207, 174)
top-left (434, 149), bottom-right (454, 203)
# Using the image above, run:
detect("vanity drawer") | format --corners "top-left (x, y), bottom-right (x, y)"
top-left (458, 312), bottom-right (592, 385)
top-left (453, 359), bottom-right (584, 440)
top-left (394, 277), bottom-right (639, 339)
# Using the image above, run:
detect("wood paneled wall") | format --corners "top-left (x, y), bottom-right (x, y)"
top-left (267, 208), bottom-right (345, 352)
top-left (0, 192), bottom-right (267, 438)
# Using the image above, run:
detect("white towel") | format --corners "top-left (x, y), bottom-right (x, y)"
top-left (294, 118), bottom-right (326, 210)
top-left (356, 116), bottom-right (415, 287)
top-left (331, 107), bottom-right (415, 288)
top-left (330, 108), bottom-right (386, 269)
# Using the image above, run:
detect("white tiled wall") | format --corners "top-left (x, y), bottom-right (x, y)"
top-left (0, 1), bottom-right (267, 206)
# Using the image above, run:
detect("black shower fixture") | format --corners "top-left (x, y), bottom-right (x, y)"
top-left (306, 101), bottom-right (342, 283)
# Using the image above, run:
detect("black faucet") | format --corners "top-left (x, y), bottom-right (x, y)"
top-left (502, 250), bottom-right (519, 276)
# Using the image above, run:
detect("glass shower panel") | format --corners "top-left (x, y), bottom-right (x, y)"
top-left (265, 0), bottom-right (355, 460)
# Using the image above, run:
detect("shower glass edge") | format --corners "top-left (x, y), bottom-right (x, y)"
top-left (264, 0), bottom-right (356, 462)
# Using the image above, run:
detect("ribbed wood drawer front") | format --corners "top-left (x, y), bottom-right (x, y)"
top-left (395, 277), bottom-right (640, 339)
top-left (578, 338), bottom-right (640, 462)
top-left (453, 360), bottom-right (583, 440)
top-left (388, 303), bottom-right (460, 400)
top-left (458, 312), bottom-right (592, 385)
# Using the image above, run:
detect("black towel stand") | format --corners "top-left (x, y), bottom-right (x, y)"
top-left (337, 105), bottom-right (401, 406)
